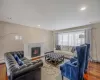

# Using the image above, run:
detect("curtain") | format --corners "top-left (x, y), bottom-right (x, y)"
top-left (91, 27), bottom-right (100, 62)
top-left (85, 28), bottom-right (92, 60)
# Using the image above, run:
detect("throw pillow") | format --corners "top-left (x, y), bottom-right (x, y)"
top-left (13, 54), bottom-right (24, 66)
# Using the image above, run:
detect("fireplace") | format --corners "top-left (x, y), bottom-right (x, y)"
top-left (24, 43), bottom-right (44, 59)
top-left (31, 47), bottom-right (41, 57)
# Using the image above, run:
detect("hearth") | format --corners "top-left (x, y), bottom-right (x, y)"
top-left (31, 47), bottom-right (41, 57)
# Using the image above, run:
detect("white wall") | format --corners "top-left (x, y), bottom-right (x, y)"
top-left (0, 21), bottom-right (54, 60)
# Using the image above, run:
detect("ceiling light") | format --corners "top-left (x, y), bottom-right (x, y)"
top-left (37, 25), bottom-right (40, 27)
top-left (80, 7), bottom-right (86, 11)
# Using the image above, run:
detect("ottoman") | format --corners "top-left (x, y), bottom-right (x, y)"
top-left (45, 53), bottom-right (64, 65)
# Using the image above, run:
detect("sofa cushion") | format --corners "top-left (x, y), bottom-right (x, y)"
top-left (17, 51), bottom-right (24, 58)
top-left (18, 59), bottom-right (24, 66)
top-left (21, 57), bottom-right (33, 66)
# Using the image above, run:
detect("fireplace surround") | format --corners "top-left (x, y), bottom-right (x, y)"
top-left (24, 43), bottom-right (44, 59)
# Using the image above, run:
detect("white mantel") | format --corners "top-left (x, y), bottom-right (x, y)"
top-left (24, 43), bottom-right (44, 59)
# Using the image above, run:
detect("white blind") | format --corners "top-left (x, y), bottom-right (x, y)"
top-left (58, 30), bottom-right (85, 46)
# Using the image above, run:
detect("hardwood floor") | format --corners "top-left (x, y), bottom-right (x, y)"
top-left (0, 64), bottom-right (8, 80)
top-left (0, 62), bottom-right (100, 80)
top-left (85, 62), bottom-right (100, 80)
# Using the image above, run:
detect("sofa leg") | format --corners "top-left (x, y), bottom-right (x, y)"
top-left (62, 76), bottom-right (63, 80)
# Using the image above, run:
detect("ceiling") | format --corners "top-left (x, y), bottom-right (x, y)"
top-left (0, 0), bottom-right (100, 30)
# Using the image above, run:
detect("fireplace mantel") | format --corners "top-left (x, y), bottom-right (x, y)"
top-left (24, 43), bottom-right (44, 59)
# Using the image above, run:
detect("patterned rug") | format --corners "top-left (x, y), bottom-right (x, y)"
top-left (41, 62), bottom-right (68, 80)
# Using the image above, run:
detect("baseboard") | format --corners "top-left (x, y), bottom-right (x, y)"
top-left (90, 60), bottom-right (100, 63)
top-left (0, 62), bottom-right (5, 65)
top-left (0, 60), bottom-right (5, 64)
top-left (0, 57), bottom-right (5, 64)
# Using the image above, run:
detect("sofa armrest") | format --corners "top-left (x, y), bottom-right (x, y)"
top-left (13, 60), bottom-right (43, 79)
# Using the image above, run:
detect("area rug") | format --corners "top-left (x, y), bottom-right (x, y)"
top-left (41, 62), bottom-right (68, 80)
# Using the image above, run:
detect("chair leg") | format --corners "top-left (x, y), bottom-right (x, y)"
top-left (62, 76), bottom-right (64, 80)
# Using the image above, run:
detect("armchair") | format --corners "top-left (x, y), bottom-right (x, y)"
top-left (70, 44), bottom-right (90, 73)
top-left (60, 45), bottom-right (87, 80)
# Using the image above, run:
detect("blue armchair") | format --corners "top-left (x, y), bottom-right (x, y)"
top-left (60, 45), bottom-right (87, 80)
top-left (70, 44), bottom-right (90, 73)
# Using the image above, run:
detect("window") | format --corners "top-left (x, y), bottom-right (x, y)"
top-left (58, 30), bottom-right (85, 46)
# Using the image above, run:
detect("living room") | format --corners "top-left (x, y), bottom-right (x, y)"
top-left (0, 0), bottom-right (100, 80)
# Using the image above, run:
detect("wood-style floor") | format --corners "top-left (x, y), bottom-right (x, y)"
top-left (0, 64), bottom-right (8, 80)
top-left (0, 62), bottom-right (100, 80)
top-left (85, 62), bottom-right (100, 80)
